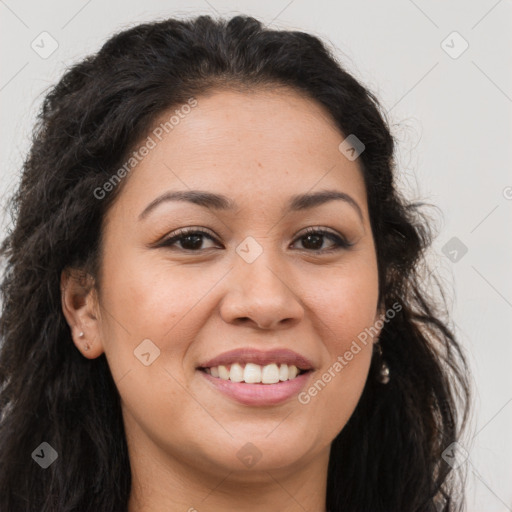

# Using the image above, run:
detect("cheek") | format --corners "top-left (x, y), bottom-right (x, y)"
top-left (102, 243), bottom-right (205, 331)
top-left (303, 258), bottom-right (380, 344)
top-left (98, 255), bottom-right (213, 442)
top-left (297, 289), bottom-right (375, 443)
top-left (304, 344), bottom-right (372, 444)
top-left (295, 261), bottom-right (378, 433)
top-left (98, 248), bottom-right (231, 385)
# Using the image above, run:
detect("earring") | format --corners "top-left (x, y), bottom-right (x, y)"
top-left (375, 342), bottom-right (390, 384)
top-left (77, 331), bottom-right (89, 352)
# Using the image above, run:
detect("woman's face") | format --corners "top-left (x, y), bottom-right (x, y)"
top-left (75, 88), bottom-right (382, 480)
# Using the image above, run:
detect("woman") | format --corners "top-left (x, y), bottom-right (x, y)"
top-left (0, 14), bottom-right (471, 512)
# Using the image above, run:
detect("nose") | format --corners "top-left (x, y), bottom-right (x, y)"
top-left (219, 250), bottom-right (305, 330)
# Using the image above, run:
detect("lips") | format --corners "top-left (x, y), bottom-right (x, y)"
top-left (196, 348), bottom-right (315, 406)
top-left (199, 370), bottom-right (311, 406)
top-left (197, 347), bottom-right (315, 371)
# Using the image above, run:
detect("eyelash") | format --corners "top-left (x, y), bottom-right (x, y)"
top-left (157, 226), bottom-right (354, 254)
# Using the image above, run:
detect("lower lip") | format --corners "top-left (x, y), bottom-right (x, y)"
top-left (198, 370), bottom-right (312, 406)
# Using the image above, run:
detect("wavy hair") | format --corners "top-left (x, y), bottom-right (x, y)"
top-left (0, 14), bottom-right (471, 511)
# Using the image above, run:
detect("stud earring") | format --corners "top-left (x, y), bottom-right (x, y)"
top-left (77, 331), bottom-right (89, 352)
top-left (375, 342), bottom-right (390, 384)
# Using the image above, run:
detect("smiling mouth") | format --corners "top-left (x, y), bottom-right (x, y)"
top-left (198, 362), bottom-right (310, 384)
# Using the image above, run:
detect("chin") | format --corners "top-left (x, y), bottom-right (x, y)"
top-left (198, 432), bottom-right (319, 476)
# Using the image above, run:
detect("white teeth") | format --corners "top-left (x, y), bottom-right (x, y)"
top-left (288, 365), bottom-right (298, 379)
top-left (261, 363), bottom-right (280, 384)
top-left (279, 363), bottom-right (289, 381)
top-left (229, 363), bottom-right (244, 382)
top-left (243, 363), bottom-right (261, 383)
top-left (204, 363), bottom-right (302, 383)
top-left (218, 365), bottom-right (230, 380)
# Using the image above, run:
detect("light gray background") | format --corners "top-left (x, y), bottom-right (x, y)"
top-left (1, 1), bottom-right (511, 510)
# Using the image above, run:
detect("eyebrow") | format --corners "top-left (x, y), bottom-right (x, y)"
top-left (138, 189), bottom-right (364, 223)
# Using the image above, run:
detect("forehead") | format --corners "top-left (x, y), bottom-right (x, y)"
top-left (106, 88), bottom-right (368, 222)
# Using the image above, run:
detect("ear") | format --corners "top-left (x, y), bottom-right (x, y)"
top-left (60, 267), bottom-right (104, 359)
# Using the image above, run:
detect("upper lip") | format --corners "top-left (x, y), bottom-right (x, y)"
top-left (197, 348), bottom-right (315, 371)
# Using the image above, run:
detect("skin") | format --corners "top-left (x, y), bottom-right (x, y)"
top-left (61, 87), bottom-right (384, 512)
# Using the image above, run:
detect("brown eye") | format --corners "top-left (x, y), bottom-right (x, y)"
top-left (292, 228), bottom-right (353, 253)
top-left (156, 227), bottom-right (353, 254)
top-left (159, 228), bottom-right (219, 251)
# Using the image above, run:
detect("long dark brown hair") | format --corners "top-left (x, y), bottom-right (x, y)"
top-left (0, 14), bottom-right (471, 511)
